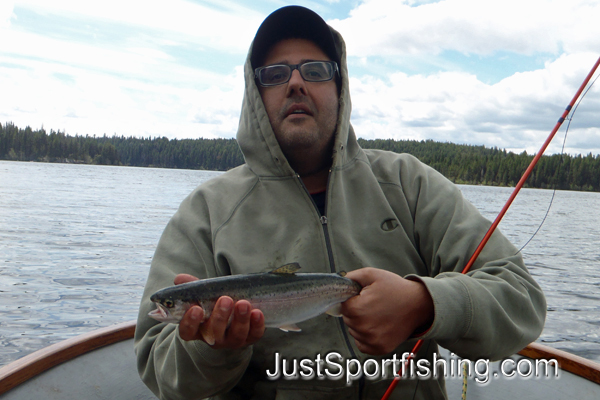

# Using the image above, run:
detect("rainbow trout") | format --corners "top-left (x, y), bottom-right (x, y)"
top-left (148, 263), bottom-right (361, 344)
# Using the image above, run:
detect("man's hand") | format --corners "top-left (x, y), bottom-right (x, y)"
top-left (174, 274), bottom-right (265, 349)
top-left (341, 268), bottom-right (434, 355)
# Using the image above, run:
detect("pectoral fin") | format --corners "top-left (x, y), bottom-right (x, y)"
top-left (278, 323), bottom-right (302, 332)
top-left (199, 323), bottom-right (215, 345)
top-left (325, 304), bottom-right (342, 317)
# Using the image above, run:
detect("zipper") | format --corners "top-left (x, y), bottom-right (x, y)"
top-left (298, 173), bottom-right (365, 399)
top-left (319, 216), bottom-right (336, 274)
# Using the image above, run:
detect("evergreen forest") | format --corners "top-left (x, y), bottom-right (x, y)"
top-left (2, 122), bottom-right (600, 192)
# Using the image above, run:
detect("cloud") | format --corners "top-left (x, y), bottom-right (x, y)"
top-left (0, 52), bottom-right (245, 139)
top-left (332, 0), bottom-right (600, 155)
top-left (15, 0), bottom-right (264, 53)
top-left (349, 53), bottom-right (600, 155)
top-left (2, 1), bottom-right (253, 139)
top-left (2, 0), bottom-right (598, 158)
top-left (329, 0), bottom-right (600, 57)
top-left (0, 1), bottom-right (15, 28)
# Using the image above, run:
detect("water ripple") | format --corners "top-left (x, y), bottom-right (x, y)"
top-left (1, 162), bottom-right (599, 366)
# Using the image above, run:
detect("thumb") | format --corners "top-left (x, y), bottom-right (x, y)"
top-left (344, 267), bottom-right (378, 287)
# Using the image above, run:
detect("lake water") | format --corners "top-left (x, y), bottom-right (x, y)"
top-left (1, 160), bottom-right (599, 367)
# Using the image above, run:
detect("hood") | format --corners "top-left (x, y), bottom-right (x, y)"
top-left (235, 27), bottom-right (360, 178)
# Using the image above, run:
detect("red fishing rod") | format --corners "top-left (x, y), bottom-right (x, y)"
top-left (381, 55), bottom-right (600, 400)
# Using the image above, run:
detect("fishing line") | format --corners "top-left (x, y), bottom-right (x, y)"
top-left (380, 56), bottom-right (600, 400)
top-left (517, 70), bottom-right (600, 253)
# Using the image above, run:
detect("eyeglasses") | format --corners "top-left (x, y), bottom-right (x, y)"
top-left (255, 61), bottom-right (338, 87)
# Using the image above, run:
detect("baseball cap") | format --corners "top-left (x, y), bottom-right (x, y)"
top-left (251, 6), bottom-right (340, 68)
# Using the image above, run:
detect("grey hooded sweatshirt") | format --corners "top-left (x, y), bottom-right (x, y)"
top-left (134, 25), bottom-right (546, 400)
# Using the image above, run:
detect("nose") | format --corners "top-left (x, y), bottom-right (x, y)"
top-left (286, 69), bottom-right (307, 96)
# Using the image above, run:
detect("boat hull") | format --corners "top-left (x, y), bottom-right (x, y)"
top-left (1, 321), bottom-right (600, 399)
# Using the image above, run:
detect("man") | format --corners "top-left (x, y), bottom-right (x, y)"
top-left (135, 6), bottom-right (546, 400)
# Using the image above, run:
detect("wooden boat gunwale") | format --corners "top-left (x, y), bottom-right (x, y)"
top-left (520, 342), bottom-right (600, 385)
top-left (1, 320), bottom-right (600, 395)
top-left (0, 320), bottom-right (136, 395)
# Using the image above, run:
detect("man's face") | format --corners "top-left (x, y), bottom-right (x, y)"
top-left (258, 39), bottom-right (339, 173)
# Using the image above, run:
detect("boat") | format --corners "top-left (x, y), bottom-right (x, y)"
top-left (1, 321), bottom-right (599, 399)
top-left (0, 321), bottom-right (155, 399)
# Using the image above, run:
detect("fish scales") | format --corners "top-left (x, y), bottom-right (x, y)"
top-left (148, 264), bottom-right (362, 334)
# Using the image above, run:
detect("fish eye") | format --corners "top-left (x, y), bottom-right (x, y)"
top-left (163, 299), bottom-right (174, 308)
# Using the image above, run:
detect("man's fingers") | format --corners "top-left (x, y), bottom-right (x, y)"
top-left (246, 310), bottom-right (265, 345)
top-left (344, 267), bottom-right (379, 287)
top-left (346, 324), bottom-right (379, 346)
top-left (179, 297), bottom-right (265, 348)
top-left (340, 295), bottom-right (364, 317)
top-left (352, 338), bottom-right (372, 354)
top-left (209, 297), bottom-right (234, 344)
top-left (179, 306), bottom-right (204, 341)
top-left (223, 301), bottom-right (252, 348)
top-left (174, 273), bottom-right (199, 285)
top-left (346, 326), bottom-right (365, 342)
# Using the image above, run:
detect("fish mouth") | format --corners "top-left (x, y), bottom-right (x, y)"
top-left (148, 303), bottom-right (168, 320)
top-left (148, 303), bottom-right (180, 323)
top-left (148, 301), bottom-right (189, 324)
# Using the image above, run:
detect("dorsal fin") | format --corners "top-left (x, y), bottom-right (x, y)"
top-left (270, 263), bottom-right (301, 274)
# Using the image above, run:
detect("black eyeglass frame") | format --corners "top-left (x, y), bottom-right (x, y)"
top-left (254, 61), bottom-right (339, 87)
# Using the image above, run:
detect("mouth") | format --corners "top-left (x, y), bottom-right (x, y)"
top-left (286, 104), bottom-right (312, 118)
top-left (148, 303), bottom-right (170, 321)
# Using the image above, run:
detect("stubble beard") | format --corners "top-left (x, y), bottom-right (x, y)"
top-left (275, 119), bottom-right (337, 177)
top-left (272, 98), bottom-right (339, 177)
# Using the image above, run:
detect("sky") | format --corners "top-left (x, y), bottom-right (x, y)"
top-left (1, 0), bottom-right (599, 155)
